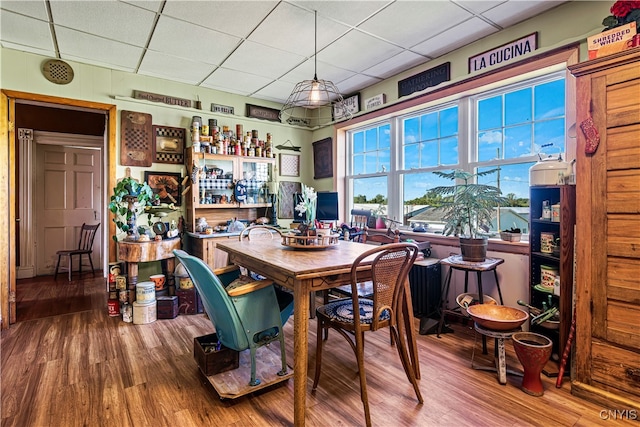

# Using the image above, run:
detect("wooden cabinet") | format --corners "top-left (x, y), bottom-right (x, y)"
top-left (528, 185), bottom-right (575, 376)
top-left (184, 234), bottom-right (230, 270)
top-left (185, 147), bottom-right (275, 232)
top-left (569, 49), bottom-right (640, 410)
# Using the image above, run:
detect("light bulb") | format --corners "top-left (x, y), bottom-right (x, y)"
top-left (309, 81), bottom-right (321, 103)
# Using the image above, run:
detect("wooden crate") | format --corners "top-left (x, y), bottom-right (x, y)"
top-left (194, 333), bottom-right (239, 376)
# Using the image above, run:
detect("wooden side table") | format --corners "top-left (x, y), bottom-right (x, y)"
top-left (437, 255), bottom-right (505, 353)
top-left (117, 238), bottom-right (181, 293)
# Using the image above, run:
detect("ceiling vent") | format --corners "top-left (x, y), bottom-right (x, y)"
top-left (42, 59), bottom-right (74, 85)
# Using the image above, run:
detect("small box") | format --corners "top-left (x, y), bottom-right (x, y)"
top-left (194, 333), bottom-right (239, 376)
top-left (587, 22), bottom-right (636, 59)
top-left (176, 288), bottom-right (203, 315)
top-left (157, 295), bottom-right (179, 319)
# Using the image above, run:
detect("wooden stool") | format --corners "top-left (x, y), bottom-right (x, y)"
top-left (437, 255), bottom-right (505, 353)
top-left (471, 323), bottom-right (523, 385)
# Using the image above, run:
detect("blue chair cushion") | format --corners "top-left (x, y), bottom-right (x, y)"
top-left (321, 299), bottom-right (390, 324)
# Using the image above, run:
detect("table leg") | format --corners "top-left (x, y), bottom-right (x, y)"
top-left (437, 267), bottom-right (453, 337)
top-left (293, 280), bottom-right (310, 427)
top-left (164, 257), bottom-right (176, 295)
top-left (495, 338), bottom-right (507, 384)
top-left (493, 269), bottom-right (504, 304)
top-left (477, 272), bottom-right (487, 354)
top-left (402, 280), bottom-right (420, 379)
top-left (127, 262), bottom-right (138, 287)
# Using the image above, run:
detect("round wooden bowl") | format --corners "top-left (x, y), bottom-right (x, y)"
top-left (456, 293), bottom-right (498, 310)
top-left (466, 304), bottom-right (528, 331)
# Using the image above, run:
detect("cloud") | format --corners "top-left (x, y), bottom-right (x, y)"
top-left (479, 130), bottom-right (502, 145)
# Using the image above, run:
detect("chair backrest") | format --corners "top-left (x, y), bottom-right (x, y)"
top-left (238, 225), bottom-right (282, 241)
top-left (350, 209), bottom-right (371, 230)
top-left (173, 249), bottom-right (249, 351)
top-left (350, 243), bottom-right (418, 331)
top-left (362, 227), bottom-right (400, 245)
top-left (78, 223), bottom-right (100, 251)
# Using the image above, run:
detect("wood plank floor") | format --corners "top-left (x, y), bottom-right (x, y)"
top-left (1, 275), bottom-right (632, 426)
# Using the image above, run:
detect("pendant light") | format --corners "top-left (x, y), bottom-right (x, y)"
top-left (279, 10), bottom-right (352, 127)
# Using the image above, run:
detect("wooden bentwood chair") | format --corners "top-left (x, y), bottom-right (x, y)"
top-left (313, 243), bottom-right (423, 427)
top-left (54, 223), bottom-right (100, 281)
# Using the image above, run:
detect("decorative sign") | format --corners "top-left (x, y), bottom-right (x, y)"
top-left (279, 153), bottom-right (300, 177)
top-left (469, 33), bottom-right (537, 73)
top-left (587, 22), bottom-right (636, 59)
top-left (246, 104), bottom-right (281, 122)
top-left (153, 125), bottom-right (185, 164)
top-left (133, 90), bottom-right (192, 108)
top-left (211, 103), bottom-right (235, 115)
top-left (333, 93), bottom-right (360, 121)
top-left (365, 93), bottom-right (386, 110)
top-left (313, 137), bottom-right (333, 179)
top-left (286, 117), bottom-right (311, 127)
top-left (398, 63), bottom-right (450, 98)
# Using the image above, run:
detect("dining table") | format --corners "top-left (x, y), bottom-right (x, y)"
top-left (215, 238), bottom-right (421, 427)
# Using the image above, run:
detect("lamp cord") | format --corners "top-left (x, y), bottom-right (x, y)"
top-left (313, 10), bottom-right (318, 81)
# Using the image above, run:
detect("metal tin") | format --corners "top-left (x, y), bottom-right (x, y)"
top-left (133, 301), bottom-right (157, 324)
top-left (115, 275), bottom-right (127, 290)
top-left (136, 281), bottom-right (156, 304)
top-left (122, 302), bottom-right (133, 323)
top-left (107, 299), bottom-right (120, 317)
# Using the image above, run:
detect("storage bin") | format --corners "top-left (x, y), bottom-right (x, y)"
top-left (176, 288), bottom-right (203, 315)
top-left (194, 333), bottom-right (239, 376)
top-left (157, 295), bottom-right (179, 319)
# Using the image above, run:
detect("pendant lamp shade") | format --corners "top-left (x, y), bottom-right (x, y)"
top-left (279, 11), bottom-right (352, 127)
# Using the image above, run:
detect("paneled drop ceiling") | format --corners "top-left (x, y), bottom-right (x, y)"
top-left (0, 0), bottom-right (567, 104)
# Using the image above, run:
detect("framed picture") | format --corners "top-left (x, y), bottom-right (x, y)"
top-left (153, 125), bottom-right (185, 164)
top-left (313, 137), bottom-right (333, 179)
top-left (333, 93), bottom-right (360, 121)
top-left (278, 181), bottom-right (302, 219)
top-left (279, 153), bottom-right (300, 177)
top-left (144, 171), bottom-right (182, 206)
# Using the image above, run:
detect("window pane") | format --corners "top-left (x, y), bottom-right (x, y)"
top-left (353, 154), bottom-right (364, 175)
top-left (478, 130), bottom-right (503, 162)
top-left (420, 141), bottom-right (438, 167)
top-left (365, 128), bottom-right (377, 151)
top-left (478, 96), bottom-right (502, 130)
top-left (535, 79), bottom-right (565, 120)
top-left (505, 88), bottom-right (532, 125)
top-left (440, 137), bottom-right (458, 165)
top-left (353, 176), bottom-right (387, 206)
top-left (404, 117), bottom-right (419, 143)
top-left (379, 124), bottom-right (391, 149)
top-left (353, 131), bottom-right (364, 153)
top-left (534, 118), bottom-right (565, 153)
top-left (440, 106), bottom-right (458, 137)
top-left (504, 125), bottom-right (532, 159)
top-left (420, 112), bottom-right (438, 140)
top-left (402, 171), bottom-right (453, 231)
top-left (404, 144), bottom-right (420, 169)
top-left (379, 148), bottom-right (391, 172)
top-left (364, 152), bottom-right (378, 174)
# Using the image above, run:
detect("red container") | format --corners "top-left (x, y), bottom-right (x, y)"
top-left (107, 299), bottom-right (120, 317)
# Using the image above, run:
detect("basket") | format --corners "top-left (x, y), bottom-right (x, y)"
top-left (499, 232), bottom-right (522, 242)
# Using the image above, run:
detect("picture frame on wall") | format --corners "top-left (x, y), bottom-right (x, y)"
top-left (153, 125), bottom-right (185, 164)
top-left (144, 171), bottom-right (182, 206)
top-left (278, 181), bottom-right (302, 219)
top-left (333, 93), bottom-right (360, 121)
top-left (279, 153), bottom-right (300, 177)
top-left (313, 137), bottom-right (333, 179)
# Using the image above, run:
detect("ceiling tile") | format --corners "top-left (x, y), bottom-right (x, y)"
top-left (336, 73), bottom-right (382, 96)
top-left (0, 41), bottom-right (55, 58)
top-left (317, 30), bottom-right (403, 73)
top-left (56, 27), bottom-right (142, 71)
top-left (247, 2), bottom-right (350, 57)
top-left (363, 50), bottom-right (428, 79)
top-left (49, 1), bottom-right (156, 47)
top-left (288, 0), bottom-right (392, 27)
top-left (139, 50), bottom-right (216, 84)
top-left (357, 1), bottom-right (473, 48)
top-left (482, 1), bottom-right (566, 27)
top-left (120, 0), bottom-right (164, 13)
top-left (455, 0), bottom-right (507, 14)
top-left (201, 67), bottom-right (275, 96)
top-left (0, 0), bottom-right (50, 20)
top-left (161, 0), bottom-right (279, 39)
top-left (411, 17), bottom-right (499, 58)
top-left (253, 79), bottom-right (299, 103)
top-left (149, 15), bottom-right (241, 65)
top-left (0, 11), bottom-right (54, 53)
top-left (221, 40), bottom-right (305, 79)
top-left (279, 58), bottom-right (356, 85)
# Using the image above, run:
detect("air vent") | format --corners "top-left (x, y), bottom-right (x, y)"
top-left (42, 59), bottom-right (74, 85)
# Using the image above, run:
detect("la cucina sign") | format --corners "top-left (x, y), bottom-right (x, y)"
top-left (469, 33), bottom-right (537, 73)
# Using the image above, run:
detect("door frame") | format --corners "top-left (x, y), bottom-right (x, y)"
top-left (1, 90), bottom-right (117, 329)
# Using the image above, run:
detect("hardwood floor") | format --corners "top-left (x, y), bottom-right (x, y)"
top-left (1, 275), bottom-right (633, 426)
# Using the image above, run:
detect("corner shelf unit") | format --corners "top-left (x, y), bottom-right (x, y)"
top-left (529, 184), bottom-right (576, 376)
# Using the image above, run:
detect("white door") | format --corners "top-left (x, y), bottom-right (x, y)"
top-left (35, 143), bottom-right (102, 275)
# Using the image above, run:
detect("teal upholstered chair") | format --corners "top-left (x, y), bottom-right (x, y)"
top-left (173, 249), bottom-right (293, 386)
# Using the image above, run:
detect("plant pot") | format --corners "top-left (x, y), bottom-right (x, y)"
top-left (375, 217), bottom-right (386, 229)
top-left (459, 237), bottom-right (488, 262)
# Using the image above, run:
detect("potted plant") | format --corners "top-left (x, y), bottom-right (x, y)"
top-left (108, 177), bottom-right (158, 242)
top-left (372, 204), bottom-right (387, 229)
top-left (428, 169), bottom-right (505, 261)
